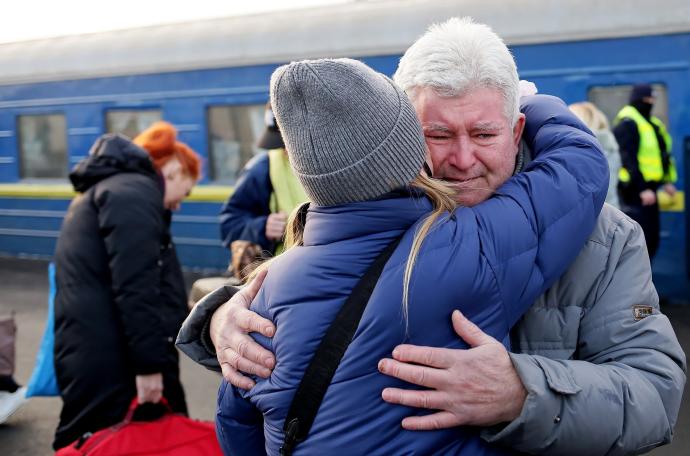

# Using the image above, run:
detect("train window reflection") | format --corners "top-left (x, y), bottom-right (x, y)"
top-left (588, 84), bottom-right (668, 127)
top-left (18, 114), bottom-right (68, 179)
top-left (207, 104), bottom-right (264, 183)
top-left (106, 110), bottom-right (162, 140)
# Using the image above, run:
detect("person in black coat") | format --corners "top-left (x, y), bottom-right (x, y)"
top-left (52, 122), bottom-right (200, 450)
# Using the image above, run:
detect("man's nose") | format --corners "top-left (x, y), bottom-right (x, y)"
top-left (449, 137), bottom-right (476, 171)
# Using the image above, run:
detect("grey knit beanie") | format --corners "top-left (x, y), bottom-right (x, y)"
top-left (269, 58), bottom-right (427, 206)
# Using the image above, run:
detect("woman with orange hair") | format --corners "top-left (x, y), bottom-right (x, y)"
top-left (52, 122), bottom-right (201, 450)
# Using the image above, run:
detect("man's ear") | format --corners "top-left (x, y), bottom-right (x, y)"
top-left (512, 113), bottom-right (526, 148)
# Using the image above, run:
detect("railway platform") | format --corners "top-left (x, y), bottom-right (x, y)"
top-left (0, 257), bottom-right (688, 455)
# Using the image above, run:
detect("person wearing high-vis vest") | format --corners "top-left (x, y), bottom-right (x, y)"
top-left (613, 83), bottom-right (677, 259)
top-left (219, 103), bottom-right (309, 261)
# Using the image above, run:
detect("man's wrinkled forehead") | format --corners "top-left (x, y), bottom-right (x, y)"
top-left (414, 88), bottom-right (512, 126)
top-left (412, 84), bottom-right (515, 123)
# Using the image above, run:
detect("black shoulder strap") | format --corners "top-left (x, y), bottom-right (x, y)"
top-left (280, 237), bottom-right (402, 456)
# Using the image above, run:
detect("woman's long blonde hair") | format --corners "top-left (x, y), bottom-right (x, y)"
top-left (248, 172), bottom-right (457, 320)
top-left (568, 101), bottom-right (610, 131)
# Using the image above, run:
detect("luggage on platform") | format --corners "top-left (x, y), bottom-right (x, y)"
top-left (55, 398), bottom-right (222, 456)
top-left (25, 263), bottom-right (59, 397)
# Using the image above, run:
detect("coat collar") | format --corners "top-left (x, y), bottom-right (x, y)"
top-left (302, 189), bottom-right (432, 246)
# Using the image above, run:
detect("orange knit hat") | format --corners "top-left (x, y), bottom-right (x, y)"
top-left (133, 121), bottom-right (201, 180)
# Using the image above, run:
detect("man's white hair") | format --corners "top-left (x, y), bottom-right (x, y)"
top-left (394, 17), bottom-right (520, 125)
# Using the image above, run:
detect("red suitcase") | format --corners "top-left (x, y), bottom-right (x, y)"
top-left (56, 398), bottom-right (222, 456)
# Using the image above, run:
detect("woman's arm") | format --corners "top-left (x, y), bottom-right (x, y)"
top-left (472, 94), bottom-right (608, 327)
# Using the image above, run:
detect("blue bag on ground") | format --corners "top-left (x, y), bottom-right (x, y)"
top-left (25, 263), bottom-right (60, 397)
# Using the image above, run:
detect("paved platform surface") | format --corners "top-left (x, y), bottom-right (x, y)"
top-left (0, 257), bottom-right (688, 455)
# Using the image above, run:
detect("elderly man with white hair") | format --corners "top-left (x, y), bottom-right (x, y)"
top-left (178, 17), bottom-right (685, 455)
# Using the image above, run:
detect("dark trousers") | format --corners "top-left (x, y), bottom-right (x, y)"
top-left (623, 201), bottom-right (660, 259)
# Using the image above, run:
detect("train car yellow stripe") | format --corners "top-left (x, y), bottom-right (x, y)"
top-left (0, 184), bottom-right (75, 198)
top-left (1, 184), bottom-right (681, 210)
top-left (187, 186), bottom-right (233, 202)
top-left (0, 184), bottom-right (234, 202)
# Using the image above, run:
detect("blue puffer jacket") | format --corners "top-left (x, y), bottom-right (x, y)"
top-left (216, 95), bottom-right (609, 455)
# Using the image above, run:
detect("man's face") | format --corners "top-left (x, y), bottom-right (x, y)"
top-left (412, 87), bottom-right (525, 207)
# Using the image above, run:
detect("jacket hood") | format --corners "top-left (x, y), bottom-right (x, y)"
top-left (69, 134), bottom-right (158, 192)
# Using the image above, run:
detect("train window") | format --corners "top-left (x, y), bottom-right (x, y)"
top-left (588, 84), bottom-right (669, 127)
top-left (18, 114), bottom-right (68, 179)
top-left (207, 104), bottom-right (264, 183)
top-left (106, 110), bottom-right (162, 139)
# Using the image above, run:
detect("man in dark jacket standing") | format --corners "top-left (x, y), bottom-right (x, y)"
top-left (53, 123), bottom-right (200, 450)
top-left (613, 83), bottom-right (678, 259)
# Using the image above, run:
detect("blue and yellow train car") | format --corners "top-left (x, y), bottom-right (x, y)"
top-left (0, 0), bottom-right (688, 301)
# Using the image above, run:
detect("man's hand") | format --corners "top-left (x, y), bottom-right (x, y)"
top-left (265, 212), bottom-right (287, 241)
top-left (378, 310), bottom-right (527, 430)
top-left (135, 373), bottom-right (163, 404)
top-left (663, 183), bottom-right (677, 197)
top-left (640, 189), bottom-right (657, 206)
top-left (210, 270), bottom-right (276, 389)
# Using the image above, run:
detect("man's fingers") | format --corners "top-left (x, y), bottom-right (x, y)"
top-left (451, 310), bottom-right (497, 347)
top-left (391, 344), bottom-right (454, 368)
top-left (244, 269), bottom-right (268, 302)
top-left (220, 363), bottom-right (255, 390)
top-left (381, 388), bottom-right (446, 410)
top-left (378, 358), bottom-right (445, 388)
top-left (219, 347), bottom-right (272, 377)
top-left (266, 213), bottom-right (287, 240)
top-left (401, 411), bottom-right (461, 431)
top-left (230, 333), bottom-right (276, 369)
top-left (236, 307), bottom-right (276, 339)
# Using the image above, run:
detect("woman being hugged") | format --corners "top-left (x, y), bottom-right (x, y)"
top-left (217, 58), bottom-right (608, 455)
top-left (53, 122), bottom-right (200, 450)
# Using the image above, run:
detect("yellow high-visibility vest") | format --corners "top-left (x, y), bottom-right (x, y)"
top-left (268, 148), bottom-right (309, 254)
top-left (615, 105), bottom-right (676, 184)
